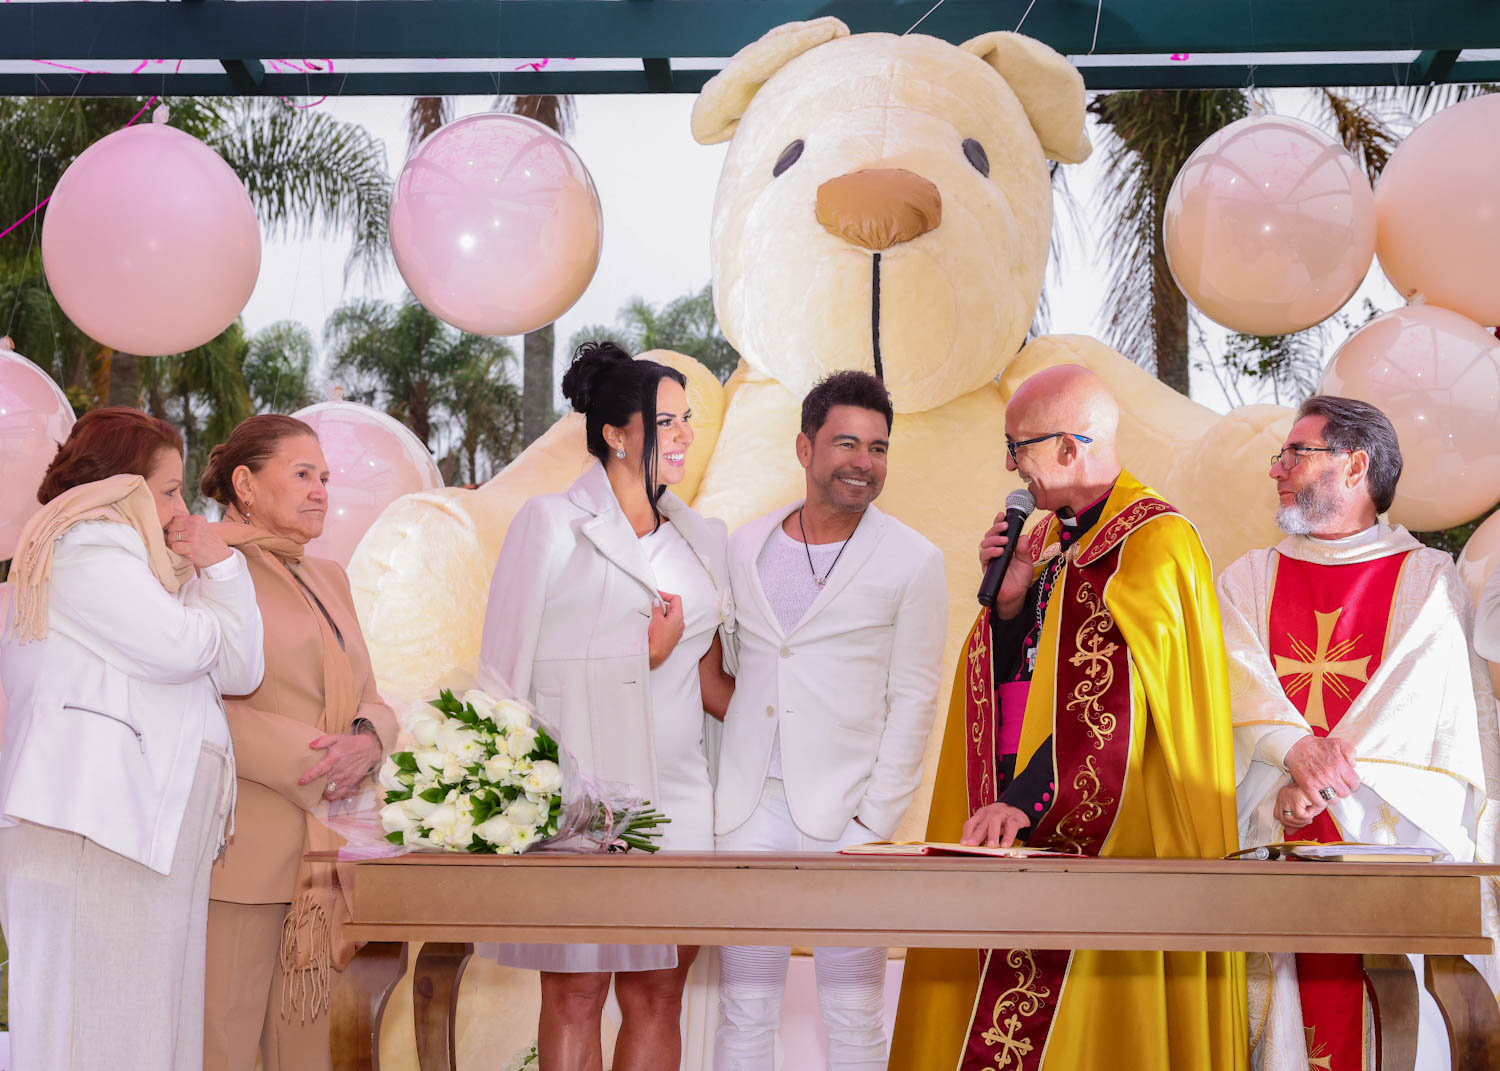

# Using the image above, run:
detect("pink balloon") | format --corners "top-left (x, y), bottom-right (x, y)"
top-left (1375, 94), bottom-right (1500, 326)
top-left (291, 400), bottom-right (443, 566)
top-left (390, 113), bottom-right (602, 336)
top-left (0, 342), bottom-right (76, 559)
top-left (1320, 304), bottom-right (1500, 530)
top-left (1164, 115), bottom-right (1375, 336)
top-left (42, 121), bottom-right (261, 357)
top-left (1458, 510), bottom-right (1500, 609)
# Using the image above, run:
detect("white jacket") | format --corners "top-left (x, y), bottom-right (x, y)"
top-left (0, 521), bottom-right (264, 873)
top-left (478, 462), bottom-right (735, 803)
top-left (715, 502), bottom-right (947, 841)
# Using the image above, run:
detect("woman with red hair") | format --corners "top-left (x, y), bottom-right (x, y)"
top-left (0, 407), bottom-right (264, 1071)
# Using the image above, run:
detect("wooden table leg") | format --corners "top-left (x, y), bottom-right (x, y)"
top-left (1425, 954), bottom-right (1500, 1070)
top-left (331, 941), bottom-right (410, 1071)
top-left (1363, 953), bottom-right (1418, 1071)
top-left (413, 942), bottom-right (475, 1071)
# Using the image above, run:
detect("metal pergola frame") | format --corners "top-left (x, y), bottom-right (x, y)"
top-left (0, 0), bottom-right (1497, 96)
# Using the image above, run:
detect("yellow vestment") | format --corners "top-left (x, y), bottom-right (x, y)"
top-left (891, 471), bottom-right (1248, 1071)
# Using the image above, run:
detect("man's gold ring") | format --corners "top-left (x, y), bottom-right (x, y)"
top-left (1281, 809), bottom-right (1293, 816)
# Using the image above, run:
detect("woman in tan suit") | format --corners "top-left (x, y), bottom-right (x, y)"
top-left (198, 414), bottom-right (398, 1071)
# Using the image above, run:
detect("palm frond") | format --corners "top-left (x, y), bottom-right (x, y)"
top-left (210, 100), bottom-right (393, 287)
top-left (1314, 89), bottom-right (1400, 182)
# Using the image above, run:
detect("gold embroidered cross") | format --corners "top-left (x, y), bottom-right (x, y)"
top-left (1370, 803), bottom-right (1401, 844)
top-left (1273, 607), bottom-right (1371, 731)
top-left (1304, 1025), bottom-right (1334, 1070)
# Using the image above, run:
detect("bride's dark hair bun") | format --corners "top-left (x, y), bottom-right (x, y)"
top-left (562, 340), bottom-right (632, 414)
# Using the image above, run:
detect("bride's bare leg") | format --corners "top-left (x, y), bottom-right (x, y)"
top-left (538, 970), bottom-right (611, 1071)
top-left (612, 947), bottom-right (700, 1071)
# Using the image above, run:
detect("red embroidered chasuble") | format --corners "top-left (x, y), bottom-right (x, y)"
top-left (1267, 550), bottom-right (1412, 1071)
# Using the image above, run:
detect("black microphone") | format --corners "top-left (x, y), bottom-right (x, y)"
top-left (977, 489), bottom-right (1036, 608)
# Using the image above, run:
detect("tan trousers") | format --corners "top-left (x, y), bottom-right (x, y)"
top-left (0, 746), bottom-right (233, 1071)
top-left (204, 899), bottom-right (333, 1071)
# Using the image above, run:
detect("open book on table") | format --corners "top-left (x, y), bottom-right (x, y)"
top-left (1229, 842), bottom-right (1447, 863)
top-left (839, 840), bottom-right (1065, 859)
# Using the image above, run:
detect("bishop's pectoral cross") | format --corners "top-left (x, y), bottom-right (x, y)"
top-left (1273, 607), bottom-right (1372, 731)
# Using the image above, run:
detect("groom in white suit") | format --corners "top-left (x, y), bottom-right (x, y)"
top-left (714, 370), bottom-right (948, 1071)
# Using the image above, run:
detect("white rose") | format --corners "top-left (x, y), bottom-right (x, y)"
top-left (502, 798), bottom-right (542, 831)
top-left (475, 814), bottom-right (518, 848)
top-left (379, 800), bottom-right (421, 836)
top-left (520, 759), bottom-right (563, 797)
top-left (405, 702), bottom-right (445, 747)
top-left (494, 698), bottom-right (534, 732)
top-left (483, 752), bottom-right (516, 782)
top-left (511, 828), bottom-right (542, 854)
top-left (412, 748), bottom-right (447, 778)
top-left (404, 794), bottom-right (441, 820)
top-left (437, 721), bottom-right (484, 759)
top-left (424, 802), bottom-right (475, 848)
top-left (462, 689), bottom-right (500, 719)
top-left (441, 758), bottom-right (469, 785)
top-left (377, 760), bottom-right (410, 793)
top-left (504, 725), bottom-right (540, 760)
top-left (410, 717), bottom-right (442, 748)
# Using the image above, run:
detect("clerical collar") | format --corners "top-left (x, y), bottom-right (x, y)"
top-left (1309, 524), bottom-right (1380, 548)
top-left (1057, 486), bottom-right (1112, 545)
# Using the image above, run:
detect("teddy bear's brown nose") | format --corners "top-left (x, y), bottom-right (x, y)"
top-left (815, 168), bottom-right (942, 251)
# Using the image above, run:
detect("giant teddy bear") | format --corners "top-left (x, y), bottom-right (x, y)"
top-left (351, 20), bottom-right (1294, 1067)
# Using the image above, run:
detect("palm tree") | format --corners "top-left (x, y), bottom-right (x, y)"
top-left (0, 96), bottom-right (392, 409)
top-left (243, 320), bottom-right (321, 413)
top-left (324, 293), bottom-right (520, 471)
top-left (405, 93), bottom-right (577, 448)
top-left (568, 284), bottom-right (740, 382)
top-left (446, 347), bottom-right (525, 485)
top-left (143, 321), bottom-right (253, 499)
top-left (1087, 90), bottom-right (1250, 394)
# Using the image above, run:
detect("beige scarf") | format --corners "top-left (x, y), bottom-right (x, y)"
top-left (7, 474), bottom-right (194, 643)
top-left (219, 516), bottom-right (359, 1024)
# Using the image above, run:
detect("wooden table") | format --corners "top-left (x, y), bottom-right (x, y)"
top-left (330, 852), bottom-right (1500, 1070)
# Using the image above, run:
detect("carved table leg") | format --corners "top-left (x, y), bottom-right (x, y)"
top-left (1363, 954), bottom-right (1418, 1071)
top-left (1425, 954), bottom-right (1500, 1070)
top-left (331, 941), bottom-right (410, 1071)
top-left (413, 942), bottom-right (475, 1071)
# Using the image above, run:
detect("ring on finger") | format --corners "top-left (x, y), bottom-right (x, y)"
top-left (1318, 786), bottom-right (1337, 802)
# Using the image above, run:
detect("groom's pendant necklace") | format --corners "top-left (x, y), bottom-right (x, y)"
top-left (798, 508), bottom-right (855, 588)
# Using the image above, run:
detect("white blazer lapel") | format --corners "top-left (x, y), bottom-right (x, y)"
top-left (788, 504), bottom-right (888, 637)
top-left (741, 502), bottom-right (802, 641)
top-left (568, 464), bottom-right (660, 603)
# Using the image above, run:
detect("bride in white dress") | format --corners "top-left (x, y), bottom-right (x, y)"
top-left (477, 341), bottom-right (735, 1071)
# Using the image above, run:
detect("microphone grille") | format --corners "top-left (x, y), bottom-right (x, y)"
top-left (1005, 489), bottom-right (1036, 516)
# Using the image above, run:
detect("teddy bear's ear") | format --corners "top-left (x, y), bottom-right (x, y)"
top-left (961, 31), bottom-right (1091, 164)
top-left (691, 17), bottom-right (851, 145)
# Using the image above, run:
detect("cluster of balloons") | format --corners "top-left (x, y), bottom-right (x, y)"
top-left (1166, 95), bottom-right (1500, 532)
top-left (2, 108), bottom-right (605, 562)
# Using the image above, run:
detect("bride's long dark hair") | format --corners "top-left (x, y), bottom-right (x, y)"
top-left (561, 340), bottom-right (687, 531)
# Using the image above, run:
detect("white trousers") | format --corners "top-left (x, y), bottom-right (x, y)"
top-left (714, 780), bottom-right (888, 1071)
top-left (0, 746), bottom-right (232, 1071)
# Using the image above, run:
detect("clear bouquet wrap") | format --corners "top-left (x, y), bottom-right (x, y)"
top-left (374, 688), bottom-right (669, 854)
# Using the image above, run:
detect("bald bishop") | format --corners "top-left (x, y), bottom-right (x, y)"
top-left (1221, 395), bottom-right (1500, 1071)
top-left (893, 365), bottom-right (1247, 1071)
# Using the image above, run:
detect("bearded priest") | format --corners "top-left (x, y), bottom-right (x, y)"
top-left (892, 365), bottom-right (1247, 1071)
top-left (1219, 394), bottom-right (1500, 1071)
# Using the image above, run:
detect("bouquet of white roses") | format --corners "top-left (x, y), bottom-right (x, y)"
top-left (377, 688), bottom-right (668, 855)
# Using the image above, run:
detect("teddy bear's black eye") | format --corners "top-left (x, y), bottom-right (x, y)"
top-left (773, 140), bottom-right (805, 177)
top-left (963, 138), bottom-right (990, 177)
